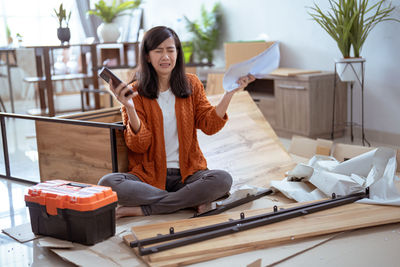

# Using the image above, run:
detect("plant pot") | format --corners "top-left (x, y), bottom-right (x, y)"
top-left (97, 22), bottom-right (120, 43)
top-left (336, 58), bottom-right (366, 82)
top-left (182, 42), bottom-right (193, 63)
top-left (57, 27), bottom-right (71, 45)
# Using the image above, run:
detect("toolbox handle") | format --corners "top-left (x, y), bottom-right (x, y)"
top-left (67, 182), bottom-right (91, 188)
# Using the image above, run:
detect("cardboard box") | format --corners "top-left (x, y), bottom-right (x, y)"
top-left (289, 135), bottom-right (333, 160)
top-left (289, 136), bottom-right (399, 174)
top-left (224, 41), bottom-right (275, 69)
top-left (331, 143), bottom-right (375, 162)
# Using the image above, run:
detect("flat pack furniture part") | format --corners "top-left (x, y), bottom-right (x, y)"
top-left (131, 190), bottom-right (368, 256)
top-left (125, 201), bottom-right (400, 265)
top-left (0, 110), bottom-right (126, 184)
top-left (193, 188), bottom-right (274, 217)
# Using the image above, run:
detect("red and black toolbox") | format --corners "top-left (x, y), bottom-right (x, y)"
top-left (25, 180), bottom-right (118, 245)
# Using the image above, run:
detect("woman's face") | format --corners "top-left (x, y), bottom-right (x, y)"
top-left (148, 37), bottom-right (177, 77)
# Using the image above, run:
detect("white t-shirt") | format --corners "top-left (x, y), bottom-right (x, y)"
top-left (157, 89), bottom-right (180, 168)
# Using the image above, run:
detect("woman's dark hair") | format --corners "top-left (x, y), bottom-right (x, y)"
top-left (136, 26), bottom-right (191, 99)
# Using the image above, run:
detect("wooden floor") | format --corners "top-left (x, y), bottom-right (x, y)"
top-left (2, 91), bottom-right (399, 267)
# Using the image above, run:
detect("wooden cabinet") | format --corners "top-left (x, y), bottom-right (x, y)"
top-left (248, 72), bottom-right (347, 138)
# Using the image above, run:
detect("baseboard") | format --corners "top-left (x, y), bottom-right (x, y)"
top-left (346, 126), bottom-right (400, 148)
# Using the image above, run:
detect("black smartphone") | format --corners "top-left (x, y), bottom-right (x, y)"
top-left (98, 67), bottom-right (133, 97)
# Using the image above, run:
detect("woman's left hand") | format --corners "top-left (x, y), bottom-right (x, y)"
top-left (230, 74), bottom-right (256, 94)
top-left (216, 74), bottom-right (256, 118)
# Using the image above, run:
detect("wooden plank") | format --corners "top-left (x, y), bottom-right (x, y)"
top-left (205, 72), bottom-right (225, 95)
top-left (129, 203), bottom-right (400, 265)
top-left (123, 234), bottom-right (253, 267)
top-left (201, 92), bottom-right (294, 189)
top-left (270, 68), bottom-right (321, 77)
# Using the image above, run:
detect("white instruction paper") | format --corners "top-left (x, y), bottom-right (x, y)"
top-left (271, 147), bottom-right (400, 206)
top-left (223, 42), bottom-right (280, 92)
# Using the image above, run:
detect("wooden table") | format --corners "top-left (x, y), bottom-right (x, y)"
top-left (27, 42), bottom-right (139, 116)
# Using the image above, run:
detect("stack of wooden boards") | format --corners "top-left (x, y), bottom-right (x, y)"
top-left (123, 202), bottom-right (400, 267)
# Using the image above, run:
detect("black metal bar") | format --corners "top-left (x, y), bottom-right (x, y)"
top-left (0, 174), bottom-right (36, 185)
top-left (360, 61), bottom-right (370, 147)
top-left (193, 188), bottom-right (274, 217)
top-left (138, 190), bottom-right (367, 255)
top-left (1, 116), bottom-right (11, 178)
top-left (110, 128), bottom-right (118, 172)
top-left (0, 112), bottom-right (124, 130)
top-left (131, 190), bottom-right (368, 252)
top-left (331, 63), bottom-right (337, 140)
top-left (350, 82), bottom-right (354, 142)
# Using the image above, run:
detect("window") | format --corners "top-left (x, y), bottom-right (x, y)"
top-left (0, 0), bottom-right (84, 46)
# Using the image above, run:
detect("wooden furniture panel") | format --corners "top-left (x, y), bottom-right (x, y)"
top-left (251, 93), bottom-right (276, 127)
top-left (205, 72), bottom-right (225, 95)
top-left (275, 79), bottom-right (310, 135)
top-left (35, 107), bottom-right (128, 184)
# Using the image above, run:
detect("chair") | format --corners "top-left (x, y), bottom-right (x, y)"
top-left (0, 96), bottom-right (6, 112)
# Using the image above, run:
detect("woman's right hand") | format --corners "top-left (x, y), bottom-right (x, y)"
top-left (109, 80), bottom-right (138, 108)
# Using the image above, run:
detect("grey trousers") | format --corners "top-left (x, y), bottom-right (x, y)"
top-left (98, 169), bottom-right (232, 215)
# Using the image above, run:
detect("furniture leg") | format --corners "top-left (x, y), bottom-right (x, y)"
top-left (34, 49), bottom-right (47, 113)
top-left (361, 62), bottom-right (370, 146)
top-left (0, 96), bottom-right (6, 112)
top-left (331, 64), bottom-right (337, 140)
top-left (43, 47), bottom-right (55, 116)
top-left (90, 44), bottom-right (100, 109)
top-left (350, 82), bottom-right (354, 142)
top-left (5, 50), bottom-right (15, 113)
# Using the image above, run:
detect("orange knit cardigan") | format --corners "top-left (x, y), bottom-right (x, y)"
top-left (121, 73), bottom-right (228, 189)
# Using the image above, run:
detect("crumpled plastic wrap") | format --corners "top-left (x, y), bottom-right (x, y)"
top-left (271, 147), bottom-right (400, 206)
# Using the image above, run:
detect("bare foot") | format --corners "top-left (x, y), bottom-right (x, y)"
top-left (196, 202), bottom-right (212, 214)
top-left (115, 205), bottom-right (144, 219)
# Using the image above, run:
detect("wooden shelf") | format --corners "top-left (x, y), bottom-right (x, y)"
top-left (23, 73), bottom-right (91, 83)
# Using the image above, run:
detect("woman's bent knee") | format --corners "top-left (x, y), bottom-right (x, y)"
top-left (217, 170), bottom-right (233, 193)
top-left (98, 172), bottom-right (124, 187)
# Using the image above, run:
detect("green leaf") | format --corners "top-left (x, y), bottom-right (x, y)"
top-left (87, 0), bottom-right (141, 23)
top-left (307, 0), bottom-right (399, 58)
top-left (184, 2), bottom-right (222, 63)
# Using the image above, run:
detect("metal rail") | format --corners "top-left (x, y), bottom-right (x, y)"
top-left (132, 189), bottom-right (369, 255)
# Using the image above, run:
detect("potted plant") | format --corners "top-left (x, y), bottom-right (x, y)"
top-left (308, 0), bottom-right (399, 81)
top-left (6, 24), bottom-right (13, 45)
top-left (184, 3), bottom-right (222, 64)
top-left (87, 0), bottom-right (141, 43)
top-left (54, 3), bottom-right (72, 44)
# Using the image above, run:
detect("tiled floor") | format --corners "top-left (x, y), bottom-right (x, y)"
top-left (1, 98), bottom-right (399, 266)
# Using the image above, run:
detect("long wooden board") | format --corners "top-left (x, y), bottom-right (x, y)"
top-left (269, 68), bottom-right (321, 77)
top-left (127, 203), bottom-right (400, 266)
top-left (201, 91), bottom-right (295, 190)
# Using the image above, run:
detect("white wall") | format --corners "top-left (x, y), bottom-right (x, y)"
top-left (142, 0), bottom-right (400, 135)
